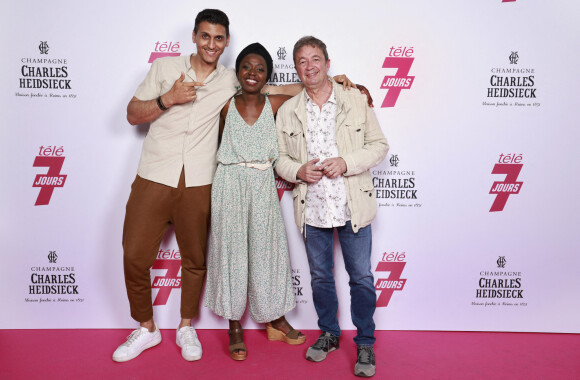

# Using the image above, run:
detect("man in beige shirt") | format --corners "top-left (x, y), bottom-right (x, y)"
top-left (113, 9), bottom-right (298, 363)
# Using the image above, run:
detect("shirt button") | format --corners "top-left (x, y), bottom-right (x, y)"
top-left (301, 200), bottom-right (305, 204)
top-left (369, 193), bottom-right (372, 197)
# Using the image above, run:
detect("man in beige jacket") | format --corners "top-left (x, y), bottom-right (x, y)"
top-left (275, 36), bottom-right (388, 378)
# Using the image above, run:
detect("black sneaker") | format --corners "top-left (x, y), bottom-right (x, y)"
top-left (305, 332), bottom-right (339, 362)
top-left (354, 345), bottom-right (376, 377)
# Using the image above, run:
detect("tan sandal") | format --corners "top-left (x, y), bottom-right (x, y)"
top-left (228, 328), bottom-right (247, 361)
top-left (265, 322), bottom-right (306, 345)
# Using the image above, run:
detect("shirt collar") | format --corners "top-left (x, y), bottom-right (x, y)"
top-left (304, 83), bottom-right (336, 107)
top-left (187, 54), bottom-right (224, 84)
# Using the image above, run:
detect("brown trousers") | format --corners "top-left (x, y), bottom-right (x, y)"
top-left (122, 171), bottom-right (211, 322)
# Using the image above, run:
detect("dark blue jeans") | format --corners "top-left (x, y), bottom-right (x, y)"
top-left (305, 221), bottom-right (376, 346)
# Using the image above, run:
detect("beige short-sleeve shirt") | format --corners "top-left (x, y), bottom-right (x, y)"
top-left (134, 54), bottom-right (238, 188)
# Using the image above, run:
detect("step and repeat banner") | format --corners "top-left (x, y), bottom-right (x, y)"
top-left (1, 0), bottom-right (579, 332)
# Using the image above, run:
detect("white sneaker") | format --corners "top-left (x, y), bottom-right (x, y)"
top-left (112, 325), bottom-right (162, 362)
top-left (176, 326), bottom-right (202, 361)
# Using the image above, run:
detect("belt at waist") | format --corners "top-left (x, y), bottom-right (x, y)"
top-left (234, 162), bottom-right (272, 170)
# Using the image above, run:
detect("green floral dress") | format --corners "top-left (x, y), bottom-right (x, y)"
top-left (204, 96), bottom-right (296, 323)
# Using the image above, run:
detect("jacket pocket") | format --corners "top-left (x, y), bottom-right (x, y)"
top-left (354, 172), bottom-right (377, 227)
top-left (344, 122), bottom-right (365, 151)
top-left (281, 126), bottom-right (303, 159)
top-left (359, 174), bottom-right (375, 200)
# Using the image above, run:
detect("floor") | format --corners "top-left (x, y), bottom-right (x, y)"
top-left (1, 329), bottom-right (579, 379)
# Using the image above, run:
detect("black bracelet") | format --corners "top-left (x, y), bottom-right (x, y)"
top-left (156, 96), bottom-right (168, 111)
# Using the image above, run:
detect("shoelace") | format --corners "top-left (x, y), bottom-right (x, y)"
top-left (180, 327), bottom-right (197, 345)
top-left (313, 334), bottom-right (334, 350)
top-left (124, 328), bottom-right (146, 346)
top-left (358, 347), bottom-right (373, 364)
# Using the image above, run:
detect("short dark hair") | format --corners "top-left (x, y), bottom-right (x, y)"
top-left (194, 9), bottom-right (230, 37)
top-left (293, 36), bottom-right (329, 64)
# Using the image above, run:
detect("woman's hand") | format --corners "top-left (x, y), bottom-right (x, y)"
top-left (333, 74), bottom-right (356, 89)
top-left (333, 75), bottom-right (374, 107)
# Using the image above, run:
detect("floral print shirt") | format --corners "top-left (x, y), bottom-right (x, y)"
top-left (304, 90), bottom-right (351, 228)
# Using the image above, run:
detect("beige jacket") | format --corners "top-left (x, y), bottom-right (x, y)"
top-left (275, 80), bottom-right (389, 233)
